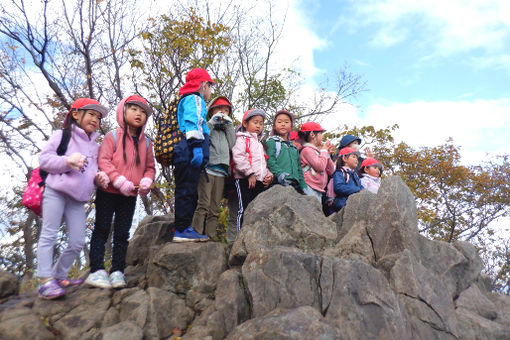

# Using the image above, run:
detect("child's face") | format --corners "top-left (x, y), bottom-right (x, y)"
top-left (274, 114), bottom-right (292, 138)
top-left (201, 82), bottom-right (212, 101)
top-left (348, 141), bottom-right (360, 150)
top-left (343, 153), bottom-right (358, 170)
top-left (365, 165), bottom-right (380, 177)
top-left (243, 115), bottom-right (264, 135)
top-left (125, 104), bottom-right (147, 128)
top-left (73, 109), bottom-right (101, 135)
top-left (312, 131), bottom-right (323, 146)
top-left (211, 105), bottom-right (230, 116)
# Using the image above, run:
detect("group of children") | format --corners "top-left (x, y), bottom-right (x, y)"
top-left (34, 68), bottom-right (383, 300)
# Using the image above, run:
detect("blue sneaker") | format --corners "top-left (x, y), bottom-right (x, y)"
top-left (173, 227), bottom-right (209, 243)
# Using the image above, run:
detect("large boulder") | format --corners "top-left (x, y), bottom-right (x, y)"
top-left (0, 270), bottom-right (19, 299)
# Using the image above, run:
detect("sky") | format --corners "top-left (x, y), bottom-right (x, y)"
top-left (278, 0), bottom-right (510, 164)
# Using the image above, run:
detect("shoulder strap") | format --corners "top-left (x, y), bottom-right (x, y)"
top-left (339, 167), bottom-right (350, 183)
top-left (112, 129), bottom-right (149, 153)
top-left (275, 139), bottom-right (281, 159)
top-left (245, 137), bottom-right (252, 165)
top-left (40, 128), bottom-right (72, 184)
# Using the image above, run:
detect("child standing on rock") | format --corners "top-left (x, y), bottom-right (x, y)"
top-left (265, 110), bottom-right (307, 194)
top-left (191, 96), bottom-right (235, 240)
top-left (86, 95), bottom-right (155, 289)
top-left (329, 147), bottom-right (364, 214)
top-left (232, 109), bottom-right (273, 231)
top-left (37, 98), bottom-right (110, 300)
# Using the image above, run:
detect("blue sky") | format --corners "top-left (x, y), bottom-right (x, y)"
top-left (283, 0), bottom-right (510, 164)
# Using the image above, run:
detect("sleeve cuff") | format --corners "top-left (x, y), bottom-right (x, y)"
top-left (186, 130), bottom-right (204, 140)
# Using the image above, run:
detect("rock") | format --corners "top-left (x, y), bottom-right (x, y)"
top-left (230, 185), bottom-right (337, 265)
top-left (455, 284), bottom-right (498, 320)
top-left (119, 288), bottom-right (148, 328)
top-left (226, 306), bottom-right (343, 340)
top-left (0, 270), bottom-right (19, 299)
top-left (455, 308), bottom-right (510, 340)
top-left (0, 309), bottom-right (55, 340)
top-left (147, 241), bottom-right (227, 300)
top-left (96, 320), bottom-right (143, 340)
top-left (125, 214), bottom-right (174, 266)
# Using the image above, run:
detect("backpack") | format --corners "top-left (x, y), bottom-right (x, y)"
top-left (22, 128), bottom-right (72, 216)
top-left (154, 92), bottom-right (199, 167)
top-left (324, 167), bottom-right (350, 207)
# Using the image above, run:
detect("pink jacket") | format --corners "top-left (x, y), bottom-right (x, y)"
top-left (98, 97), bottom-right (156, 196)
top-left (300, 143), bottom-right (335, 192)
top-left (232, 131), bottom-right (271, 181)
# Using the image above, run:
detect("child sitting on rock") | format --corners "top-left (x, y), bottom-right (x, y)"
top-left (329, 147), bottom-right (364, 213)
top-left (265, 110), bottom-right (307, 194)
top-left (232, 109), bottom-right (273, 231)
top-left (359, 158), bottom-right (383, 194)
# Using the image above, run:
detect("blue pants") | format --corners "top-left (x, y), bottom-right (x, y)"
top-left (174, 162), bottom-right (202, 232)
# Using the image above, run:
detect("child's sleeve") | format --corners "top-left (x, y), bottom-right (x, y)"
top-left (39, 130), bottom-right (71, 174)
top-left (232, 137), bottom-right (253, 177)
top-left (181, 95), bottom-right (206, 142)
top-left (225, 124), bottom-right (236, 149)
top-left (265, 139), bottom-right (284, 179)
top-left (301, 147), bottom-right (330, 172)
top-left (326, 157), bottom-right (335, 176)
top-left (98, 131), bottom-right (121, 183)
top-left (333, 170), bottom-right (361, 196)
top-left (143, 139), bottom-right (156, 181)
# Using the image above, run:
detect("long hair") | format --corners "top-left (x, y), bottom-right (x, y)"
top-left (122, 104), bottom-right (142, 165)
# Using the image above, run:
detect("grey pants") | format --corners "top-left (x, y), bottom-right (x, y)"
top-left (191, 172), bottom-right (225, 238)
top-left (37, 187), bottom-right (86, 279)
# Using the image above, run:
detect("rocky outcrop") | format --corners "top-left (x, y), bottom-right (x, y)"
top-left (0, 176), bottom-right (508, 339)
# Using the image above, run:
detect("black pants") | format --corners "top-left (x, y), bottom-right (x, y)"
top-left (234, 178), bottom-right (266, 231)
top-left (173, 162), bottom-right (202, 232)
top-left (89, 190), bottom-right (137, 273)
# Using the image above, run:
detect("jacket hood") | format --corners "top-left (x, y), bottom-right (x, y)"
top-left (207, 96), bottom-right (233, 120)
top-left (116, 96), bottom-right (148, 135)
top-left (339, 134), bottom-right (361, 149)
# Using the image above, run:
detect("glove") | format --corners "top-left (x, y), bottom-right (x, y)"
top-left (113, 175), bottom-right (135, 196)
top-left (138, 177), bottom-right (153, 196)
top-left (190, 147), bottom-right (203, 168)
top-left (277, 172), bottom-right (291, 186)
top-left (95, 171), bottom-right (110, 189)
top-left (66, 153), bottom-right (87, 171)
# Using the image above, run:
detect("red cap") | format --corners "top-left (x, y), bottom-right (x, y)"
top-left (64, 98), bottom-right (108, 127)
top-left (300, 121), bottom-right (325, 132)
top-left (209, 97), bottom-right (231, 108)
top-left (289, 131), bottom-right (298, 140)
top-left (360, 158), bottom-right (381, 168)
top-left (339, 147), bottom-right (360, 156)
top-left (179, 68), bottom-right (215, 96)
top-left (124, 94), bottom-right (153, 116)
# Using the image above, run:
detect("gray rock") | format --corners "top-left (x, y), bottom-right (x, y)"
top-left (225, 306), bottom-right (343, 340)
top-left (96, 320), bottom-right (143, 340)
top-left (0, 309), bottom-right (54, 340)
top-left (230, 185), bottom-right (337, 265)
top-left (456, 308), bottom-right (510, 340)
top-left (0, 270), bottom-right (19, 299)
top-left (125, 214), bottom-right (174, 266)
top-left (119, 288), bottom-right (148, 328)
top-left (455, 284), bottom-right (498, 320)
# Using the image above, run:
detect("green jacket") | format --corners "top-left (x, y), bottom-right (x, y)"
top-left (266, 136), bottom-right (307, 190)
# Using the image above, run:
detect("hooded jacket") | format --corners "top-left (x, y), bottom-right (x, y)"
top-left (232, 131), bottom-right (271, 181)
top-left (300, 143), bottom-right (335, 192)
top-left (266, 136), bottom-right (307, 190)
top-left (331, 166), bottom-right (363, 211)
top-left (360, 174), bottom-right (380, 194)
top-left (206, 96), bottom-right (235, 170)
top-left (39, 124), bottom-right (99, 202)
top-left (98, 96), bottom-right (156, 196)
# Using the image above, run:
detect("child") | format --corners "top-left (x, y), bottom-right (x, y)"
top-left (330, 147), bottom-right (364, 213)
top-left (191, 96), bottom-right (235, 239)
top-left (266, 110), bottom-right (307, 194)
top-left (359, 158), bottom-right (383, 194)
top-left (86, 95), bottom-right (155, 289)
top-left (171, 68), bottom-right (214, 242)
top-left (37, 98), bottom-right (109, 299)
top-left (337, 134), bottom-right (374, 170)
top-left (289, 130), bottom-right (303, 151)
top-left (299, 122), bottom-right (336, 203)
top-left (232, 109), bottom-right (273, 231)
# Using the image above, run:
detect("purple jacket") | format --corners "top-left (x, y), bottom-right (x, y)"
top-left (39, 125), bottom-right (99, 202)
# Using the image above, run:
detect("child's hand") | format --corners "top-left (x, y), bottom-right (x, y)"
top-left (66, 153), bottom-right (87, 171)
top-left (138, 177), bottom-right (153, 196)
top-left (95, 171), bottom-right (110, 189)
top-left (321, 141), bottom-right (331, 151)
top-left (113, 175), bottom-right (135, 196)
top-left (248, 174), bottom-right (256, 189)
top-left (190, 148), bottom-right (203, 168)
top-left (364, 147), bottom-right (374, 158)
top-left (328, 143), bottom-right (336, 154)
top-left (263, 174), bottom-right (273, 187)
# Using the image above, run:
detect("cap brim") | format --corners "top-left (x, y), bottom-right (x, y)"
top-left (80, 104), bottom-right (109, 117)
top-left (126, 100), bottom-right (153, 116)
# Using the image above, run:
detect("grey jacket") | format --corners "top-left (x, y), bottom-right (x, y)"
top-left (207, 121), bottom-right (235, 169)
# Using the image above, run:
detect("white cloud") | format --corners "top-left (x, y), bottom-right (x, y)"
top-left (353, 98), bottom-right (510, 164)
top-left (343, 0), bottom-right (510, 57)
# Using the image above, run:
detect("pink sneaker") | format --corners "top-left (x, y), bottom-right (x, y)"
top-left (57, 278), bottom-right (84, 288)
top-left (38, 279), bottom-right (66, 300)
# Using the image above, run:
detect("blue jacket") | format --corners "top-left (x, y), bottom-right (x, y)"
top-left (331, 167), bottom-right (363, 212)
top-left (174, 93), bottom-right (210, 165)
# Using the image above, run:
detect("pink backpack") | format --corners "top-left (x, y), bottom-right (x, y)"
top-left (22, 167), bottom-right (45, 216)
top-left (324, 168), bottom-right (349, 206)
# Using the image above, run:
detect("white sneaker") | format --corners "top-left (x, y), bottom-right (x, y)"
top-left (85, 269), bottom-right (112, 289)
top-left (109, 271), bottom-right (127, 289)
